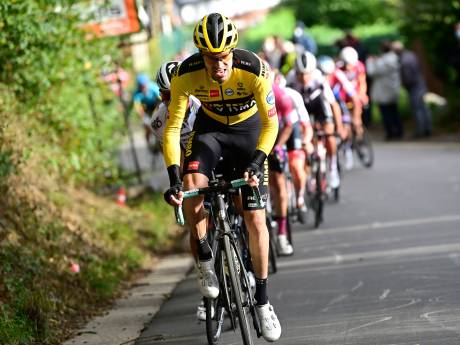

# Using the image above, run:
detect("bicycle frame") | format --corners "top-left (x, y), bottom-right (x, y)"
top-left (175, 177), bottom-right (263, 344)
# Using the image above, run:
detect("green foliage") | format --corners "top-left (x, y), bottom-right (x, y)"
top-left (285, 0), bottom-right (399, 29)
top-left (239, 8), bottom-right (297, 51)
top-left (399, 0), bottom-right (460, 83)
top-left (239, 7), bottom-right (399, 58)
top-left (0, 1), bottom-right (127, 185)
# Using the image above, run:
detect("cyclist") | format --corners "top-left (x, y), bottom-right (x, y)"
top-left (318, 55), bottom-right (362, 170)
top-left (132, 73), bottom-right (161, 151)
top-left (150, 61), bottom-right (200, 165)
top-left (287, 51), bottom-right (345, 190)
top-left (162, 13), bottom-right (281, 342)
top-left (273, 72), bottom-right (313, 224)
top-left (268, 82), bottom-right (296, 255)
top-left (337, 46), bottom-right (367, 137)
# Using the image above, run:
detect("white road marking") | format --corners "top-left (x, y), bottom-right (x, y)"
top-left (309, 214), bottom-right (460, 236)
top-left (345, 316), bottom-right (393, 333)
top-left (351, 281), bottom-right (363, 291)
top-left (421, 309), bottom-right (460, 332)
top-left (278, 242), bottom-right (460, 270)
top-left (379, 289), bottom-right (391, 300)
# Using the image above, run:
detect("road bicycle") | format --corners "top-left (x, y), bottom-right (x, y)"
top-left (306, 128), bottom-right (328, 228)
top-left (352, 125), bottom-right (374, 168)
top-left (175, 177), bottom-right (263, 345)
top-left (264, 194), bottom-right (278, 273)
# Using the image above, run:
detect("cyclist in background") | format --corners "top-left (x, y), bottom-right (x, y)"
top-left (274, 72), bottom-right (313, 224)
top-left (132, 73), bottom-right (161, 151)
top-left (337, 46), bottom-right (367, 137)
top-left (318, 55), bottom-right (362, 170)
top-left (150, 61), bottom-right (209, 321)
top-left (150, 61), bottom-right (200, 165)
top-left (268, 82), bottom-right (296, 255)
top-left (162, 13), bottom-right (281, 342)
top-left (287, 51), bottom-right (345, 190)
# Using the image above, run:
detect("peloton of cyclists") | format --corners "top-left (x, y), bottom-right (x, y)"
top-left (286, 51), bottom-right (346, 191)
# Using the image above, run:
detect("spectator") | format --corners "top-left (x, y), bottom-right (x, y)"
top-left (392, 41), bottom-right (432, 137)
top-left (335, 30), bottom-right (368, 62)
top-left (366, 41), bottom-right (403, 140)
top-left (261, 35), bottom-right (284, 69)
top-left (292, 21), bottom-right (317, 55)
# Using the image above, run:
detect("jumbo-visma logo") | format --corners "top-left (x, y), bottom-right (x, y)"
top-left (266, 90), bottom-right (275, 105)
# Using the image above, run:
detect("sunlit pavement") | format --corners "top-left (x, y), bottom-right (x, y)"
top-left (135, 140), bottom-right (460, 345)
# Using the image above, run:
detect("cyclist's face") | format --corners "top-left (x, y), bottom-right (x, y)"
top-left (201, 50), bottom-right (233, 83)
top-left (297, 71), bottom-right (312, 85)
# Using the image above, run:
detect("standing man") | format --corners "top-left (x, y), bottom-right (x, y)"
top-left (162, 13), bottom-right (281, 342)
top-left (392, 41), bottom-right (432, 138)
top-left (366, 41), bottom-right (403, 140)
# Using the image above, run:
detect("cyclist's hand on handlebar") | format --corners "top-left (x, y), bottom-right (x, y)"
top-left (163, 184), bottom-right (184, 206)
top-left (244, 162), bottom-right (263, 187)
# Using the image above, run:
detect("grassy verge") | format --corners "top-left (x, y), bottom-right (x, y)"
top-left (0, 114), bottom-right (181, 345)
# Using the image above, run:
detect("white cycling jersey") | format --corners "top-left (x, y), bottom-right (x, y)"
top-left (151, 96), bottom-right (200, 149)
top-left (283, 86), bottom-right (310, 125)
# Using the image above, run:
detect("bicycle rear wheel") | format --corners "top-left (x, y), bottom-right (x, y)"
top-left (354, 128), bottom-right (374, 168)
top-left (266, 216), bottom-right (278, 274)
top-left (224, 234), bottom-right (253, 345)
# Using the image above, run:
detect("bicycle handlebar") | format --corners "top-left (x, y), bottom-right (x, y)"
top-left (175, 178), bottom-right (264, 226)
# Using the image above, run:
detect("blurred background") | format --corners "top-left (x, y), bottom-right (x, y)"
top-left (0, 1), bottom-right (459, 344)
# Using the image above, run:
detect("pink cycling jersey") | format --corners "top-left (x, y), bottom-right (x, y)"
top-left (339, 60), bottom-right (365, 103)
top-left (272, 83), bottom-right (299, 129)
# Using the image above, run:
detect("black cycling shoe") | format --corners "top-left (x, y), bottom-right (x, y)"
top-left (297, 205), bottom-right (308, 224)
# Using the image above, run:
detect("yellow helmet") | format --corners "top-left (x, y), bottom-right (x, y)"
top-left (193, 13), bottom-right (238, 53)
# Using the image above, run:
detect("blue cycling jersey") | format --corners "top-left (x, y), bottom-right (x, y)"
top-left (133, 82), bottom-right (161, 114)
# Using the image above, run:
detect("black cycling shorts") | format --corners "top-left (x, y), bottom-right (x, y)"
top-left (183, 108), bottom-right (269, 210)
top-left (286, 121), bottom-right (304, 151)
top-left (305, 95), bottom-right (334, 124)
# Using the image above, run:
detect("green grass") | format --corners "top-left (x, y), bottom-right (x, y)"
top-left (0, 175), bottom-right (178, 345)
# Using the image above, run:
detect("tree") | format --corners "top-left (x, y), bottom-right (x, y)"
top-left (284, 0), bottom-right (399, 29)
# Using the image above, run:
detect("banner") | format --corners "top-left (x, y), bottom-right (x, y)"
top-left (82, 0), bottom-right (140, 38)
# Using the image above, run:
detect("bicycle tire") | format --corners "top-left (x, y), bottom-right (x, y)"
top-left (223, 234), bottom-right (253, 345)
top-left (266, 217), bottom-right (278, 274)
top-left (313, 163), bottom-right (324, 228)
top-left (286, 210), bottom-right (293, 248)
top-left (354, 128), bottom-right (374, 168)
top-left (205, 250), bottom-right (225, 345)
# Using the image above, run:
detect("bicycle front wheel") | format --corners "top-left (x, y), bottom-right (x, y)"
top-left (224, 234), bottom-right (253, 345)
top-left (205, 250), bottom-right (225, 345)
top-left (354, 128), bottom-right (374, 168)
top-left (313, 164), bottom-right (324, 228)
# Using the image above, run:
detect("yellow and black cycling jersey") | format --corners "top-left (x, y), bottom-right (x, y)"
top-left (163, 48), bottom-right (278, 167)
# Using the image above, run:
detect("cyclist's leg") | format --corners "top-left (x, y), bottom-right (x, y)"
top-left (182, 130), bottom-right (222, 298)
top-left (324, 122), bottom-right (340, 188)
top-left (288, 150), bottom-right (307, 207)
top-left (286, 122), bottom-right (308, 214)
top-left (183, 172), bottom-right (209, 257)
top-left (268, 167), bottom-right (292, 255)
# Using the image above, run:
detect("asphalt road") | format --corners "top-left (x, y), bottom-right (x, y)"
top-left (135, 140), bottom-right (460, 345)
